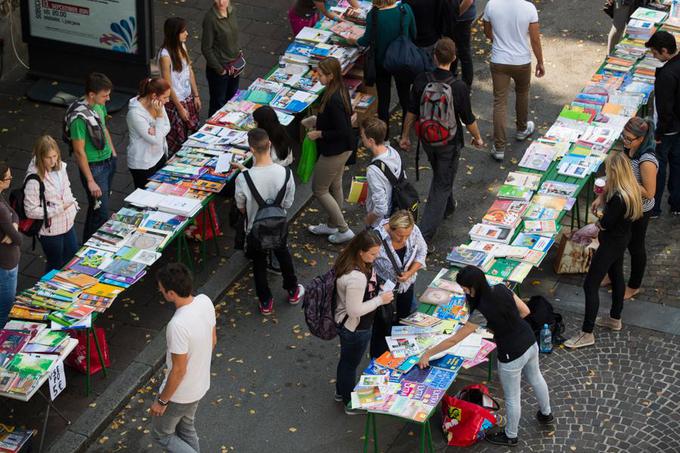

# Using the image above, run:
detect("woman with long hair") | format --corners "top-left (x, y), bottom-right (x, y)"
top-left (0, 161), bottom-right (21, 329)
top-left (595, 117), bottom-right (658, 299)
top-left (126, 77), bottom-right (172, 189)
top-left (566, 152), bottom-right (643, 348)
top-left (418, 265), bottom-right (553, 447)
top-left (370, 210), bottom-right (427, 357)
top-left (334, 230), bottom-right (394, 414)
top-left (24, 136), bottom-right (79, 272)
top-left (159, 17), bottom-right (201, 155)
top-left (253, 106), bottom-right (294, 167)
top-left (306, 57), bottom-right (356, 244)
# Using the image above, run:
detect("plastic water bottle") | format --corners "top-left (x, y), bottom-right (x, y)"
top-left (540, 324), bottom-right (553, 353)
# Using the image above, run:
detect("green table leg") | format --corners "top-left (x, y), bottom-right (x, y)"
top-left (177, 234), bottom-right (194, 272)
top-left (424, 420), bottom-right (435, 452)
top-left (371, 413), bottom-right (378, 453)
top-left (92, 328), bottom-right (108, 379)
top-left (363, 412), bottom-right (378, 453)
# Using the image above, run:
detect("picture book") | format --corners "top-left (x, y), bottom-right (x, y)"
top-left (483, 200), bottom-right (528, 228)
top-left (514, 249), bottom-right (547, 266)
top-left (430, 354), bottom-right (465, 372)
top-left (396, 355), bottom-right (420, 374)
top-left (8, 375), bottom-right (38, 395)
top-left (523, 220), bottom-right (559, 235)
top-left (125, 230), bottom-right (171, 251)
top-left (486, 258), bottom-right (520, 281)
top-left (469, 223), bottom-right (513, 244)
top-left (351, 386), bottom-right (385, 408)
top-left (269, 89), bottom-right (318, 113)
top-left (387, 396), bottom-right (430, 422)
top-left (418, 287), bottom-right (454, 306)
top-left (0, 424), bottom-right (34, 451)
top-left (539, 181), bottom-right (579, 198)
top-left (375, 351), bottom-right (406, 370)
top-left (7, 353), bottom-right (55, 377)
top-left (0, 331), bottom-right (30, 355)
top-left (330, 20), bottom-right (365, 41)
top-left (518, 142), bottom-right (556, 171)
top-left (446, 247), bottom-right (490, 267)
top-left (0, 370), bottom-right (18, 392)
top-left (358, 374), bottom-right (388, 387)
top-left (429, 268), bottom-right (463, 293)
top-left (531, 194), bottom-right (568, 211)
top-left (496, 184), bottom-right (533, 202)
top-left (386, 336), bottom-right (421, 358)
top-left (504, 171), bottom-right (542, 191)
top-left (244, 78), bottom-right (285, 104)
top-left (82, 282), bottom-right (124, 299)
top-left (29, 330), bottom-right (67, 348)
top-left (400, 312), bottom-right (442, 328)
top-left (557, 155), bottom-right (591, 178)
top-left (523, 203), bottom-right (559, 221)
top-left (103, 258), bottom-right (147, 279)
top-left (434, 298), bottom-right (468, 323)
top-left (512, 232), bottom-right (555, 252)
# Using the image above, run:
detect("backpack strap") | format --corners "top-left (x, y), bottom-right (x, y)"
top-left (242, 171), bottom-right (266, 209)
top-left (273, 167), bottom-right (292, 207)
top-left (24, 174), bottom-right (49, 228)
top-left (370, 160), bottom-right (402, 186)
top-left (398, 3), bottom-right (407, 37)
top-left (378, 231), bottom-right (404, 276)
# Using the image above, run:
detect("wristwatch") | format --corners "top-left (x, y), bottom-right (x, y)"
top-left (157, 398), bottom-right (169, 406)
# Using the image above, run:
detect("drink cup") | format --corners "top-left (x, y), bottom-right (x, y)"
top-left (594, 177), bottom-right (606, 195)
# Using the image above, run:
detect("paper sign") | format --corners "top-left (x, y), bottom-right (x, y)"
top-left (48, 361), bottom-right (66, 401)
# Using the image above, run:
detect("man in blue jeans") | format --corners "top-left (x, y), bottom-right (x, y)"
top-left (646, 31), bottom-right (680, 216)
top-left (65, 72), bottom-right (117, 241)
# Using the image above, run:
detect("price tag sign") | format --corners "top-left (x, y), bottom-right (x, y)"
top-left (48, 361), bottom-right (66, 401)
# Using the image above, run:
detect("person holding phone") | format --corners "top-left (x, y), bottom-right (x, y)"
top-left (126, 77), bottom-right (172, 189)
top-left (333, 230), bottom-right (394, 415)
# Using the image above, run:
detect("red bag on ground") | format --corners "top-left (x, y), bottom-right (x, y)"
top-left (457, 383), bottom-right (501, 412)
top-left (65, 327), bottom-right (111, 375)
top-left (441, 394), bottom-right (497, 447)
top-left (185, 200), bottom-right (222, 241)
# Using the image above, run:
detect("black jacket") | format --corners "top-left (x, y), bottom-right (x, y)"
top-left (316, 91), bottom-right (355, 156)
top-left (654, 53), bottom-right (680, 138)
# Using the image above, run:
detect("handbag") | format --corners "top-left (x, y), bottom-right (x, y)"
top-left (383, 5), bottom-right (434, 78)
top-left (441, 394), bottom-right (497, 447)
top-left (223, 51), bottom-right (246, 77)
top-left (363, 8), bottom-right (378, 87)
top-left (65, 328), bottom-right (111, 375)
top-left (296, 136), bottom-right (318, 183)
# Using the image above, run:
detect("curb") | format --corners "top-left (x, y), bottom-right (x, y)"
top-left (46, 182), bottom-right (314, 453)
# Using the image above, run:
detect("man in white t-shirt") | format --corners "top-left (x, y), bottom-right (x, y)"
top-left (483, 0), bottom-right (545, 161)
top-left (150, 263), bottom-right (216, 453)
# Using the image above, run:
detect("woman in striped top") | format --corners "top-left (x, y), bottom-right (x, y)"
top-left (593, 117), bottom-right (658, 300)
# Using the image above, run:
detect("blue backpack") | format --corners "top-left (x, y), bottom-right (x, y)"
top-left (302, 268), bottom-right (348, 340)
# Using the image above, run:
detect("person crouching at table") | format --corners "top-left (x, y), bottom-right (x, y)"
top-left (418, 265), bottom-right (554, 447)
top-left (334, 230), bottom-right (394, 415)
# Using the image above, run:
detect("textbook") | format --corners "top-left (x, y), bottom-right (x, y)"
top-left (629, 7), bottom-right (667, 23)
top-left (518, 142), bottom-right (556, 171)
top-left (497, 184), bottom-right (533, 201)
top-left (538, 181), bottom-right (579, 198)
top-left (531, 194), bottom-right (568, 211)
top-left (512, 232), bottom-right (555, 252)
top-left (504, 171), bottom-right (542, 191)
top-left (446, 247), bottom-right (490, 267)
top-left (523, 203), bottom-right (559, 221)
top-left (483, 200), bottom-right (528, 228)
top-left (269, 88), bottom-right (318, 113)
top-left (469, 223), bottom-right (513, 244)
top-left (295, 27), bottom-right (333, 44)
top-left (523, 220), bottom-right (559, 235)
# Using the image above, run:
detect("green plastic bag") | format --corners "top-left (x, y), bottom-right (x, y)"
top-left (297, 136), bottom-right (318, 184)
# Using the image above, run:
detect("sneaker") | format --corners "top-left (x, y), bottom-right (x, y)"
top-left (491, 145), bottom-right (505, 162)
top-left (329, 229), bottom-right (355, 244)
top-left (258, 298), bottom-right (274, 316)
top-left (536, 410), bottom-right (555, 425)
top-left (516, 120), bottom-right (535, 141)
top-left (485, 431), bottom-right (518, 447)
top-left (288, 284), bottom-right (305, 305)
top-left (564, 332), bottom-right (595, 349)
top-left (334, 393), bottom-right (344, 403)
top-left (672, 210), bottom-right (680, 216)
top-left (595, 316), bottom-right (622, 331)
top-left (344, 403), bottom-right (366, 415)
top-left (308, 223), bottom-right (339, 235)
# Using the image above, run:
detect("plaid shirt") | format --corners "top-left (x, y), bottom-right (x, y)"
top-left (24, 160), bottom-right (78, 236)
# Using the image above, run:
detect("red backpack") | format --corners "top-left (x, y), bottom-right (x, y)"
top-left (9, 174), bottom-right (49, 247)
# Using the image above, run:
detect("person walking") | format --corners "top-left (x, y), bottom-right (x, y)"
top-left (371, 210), bottom-right (427, 357)
top-left (253, 106), bottom-right (294, 167)
top-left (566, 153), bottom-right (643, 349)
top-left (23, 136), bottom-right (79, 273)
top-left (361, 117), bottom-right (402, 228)
top-left (595, 118), bottom-right (658, 300)
top-left (645, 31), bottom-right (680, 217)
top-left (0, 161), bottom-right (20, 329)
top-left (64, 72), bottom-right (117, 242)
top-left (306, 58), bottom-right (356, 244)
top-left (288, 0), bottom-right (360, 36)
top-left (400, 37), bottom-right (484, 249)
top-left (334, 230), bottom-right (394, 414)
top-left (151, 263), bottom-right (216, 453)
top-left (450, 0), bottom-right (477, 86)
top-left (350, 0), bottom-right (416, 137)
top-left (404, 0), bottom-right (447, 57)
top-left (126, 77), bottom-right (172, 189)
top-left (159, 17), bottom-right (202, 155)
top-left (606, 0), bottom-right (646, 55)
top-left (202, 0), bottom-right (242, 116)
top-left (234, 129), bottom-right (304, 316)
top-left (483, 0), bottom-right (545, 161)
top-left (418, 265), bottom-right (554, 447)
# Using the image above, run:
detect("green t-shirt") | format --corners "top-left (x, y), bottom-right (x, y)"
top-left (69, 103), bottom-right (113, 163)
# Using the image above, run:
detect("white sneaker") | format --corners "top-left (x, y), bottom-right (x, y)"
top-left (329, 229), bottom-right (355, 244)
top-left (491, 145), bottom-right (505, 162)
top-left (308, 223), bottom-right (338, 235)
top-left (516, 120), bottom-right (535, 141)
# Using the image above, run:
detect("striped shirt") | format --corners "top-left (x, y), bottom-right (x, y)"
top-left (631, 153), bottom-right (659, 213)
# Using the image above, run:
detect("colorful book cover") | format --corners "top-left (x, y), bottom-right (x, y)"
top-left (483, 200), bottom-right (528, 228)
top-left (430, 354), bottom-right (465, 372)
top-left (7, 353), bottom-right (55, 377)
top-left (504, 171), bottom-right (542, 191)
top-left (0, 331), bottom-right (30, 355)
top-left (539, 181), bottom-right (579, 198)
top-left (400, 312), bottom-right (442, 328)
top-left (103, 258), bottom-right (147, 279)
top-left (469, 223), bottom-right (513, 244)
top-left (375, 351), bottom-right (406, 370)
top-left (486, 258), bottom-right (520, 280)
top-left (446, 247), bottom-right (489, 267)
top-left (418, 287), bottom-right (454, 306)
top-left (497, 184), bottom-right (533, 201)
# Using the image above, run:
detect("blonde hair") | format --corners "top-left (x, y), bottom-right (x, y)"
top-left (605, 152), bottom-right (643, 221)
top-left (388, 210), bottom-right (415, 230)
top-left (373, 0), bottom-right (397, 7)
top-left (32, 135), bottom-right (62, 178)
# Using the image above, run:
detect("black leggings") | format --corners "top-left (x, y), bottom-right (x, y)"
top-left (369, 284), bottom-right (416, 359)
top-left (375, 64), bottom-right (412, 140)
top-left (129, 155), bottom-right (166, 190)
top-left (582, 236), bottom-right (628, 333)
top-left (627, 211), bottom-right (651, 289)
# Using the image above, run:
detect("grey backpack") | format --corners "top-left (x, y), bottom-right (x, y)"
top-left (243, 167), bottom-right (291, 250)
top-left (415, 72), bottom-right (457, 147)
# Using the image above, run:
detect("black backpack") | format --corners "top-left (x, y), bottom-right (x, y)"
top-left (525, 295), bottom-right (566, 345)
top-left (302, 268), bottom-right (349, 340)
top-left (243, 167), bottom-right (291, 251)
top-left (9, 174), bottom-right (49, 249)
top-left (370, 161), bottom-right (420, 221)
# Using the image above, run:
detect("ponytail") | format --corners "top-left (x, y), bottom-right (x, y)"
top-left (138, 77), bottom-right (170, 98)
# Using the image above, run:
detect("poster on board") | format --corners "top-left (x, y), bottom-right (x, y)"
top-left (27, 0), bottom-right (139, 54)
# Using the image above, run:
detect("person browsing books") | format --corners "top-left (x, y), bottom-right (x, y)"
top-left (566, 153), bottom-right (643, 349)
top-left (306, 57), bottom-right (356, 244)
top-left (400, 37), bottom-right (484, 250)
top-left (418, 265), bottom-right (553, 447)
top-left (361, 117), bottom-right (402, 228)
top-left (370, 210), bottom-right (427, 358)
top-left (595, 117), bottom-right (658, 300)
top-left (64, 72), bottom-right (117, 242)
top-left (159, 17), bottom-right (202, 155)
top-left (253, 106), bottom-right (294, 167)
top-left (151, 263), bottom-right (216, 453)
top-left (0, 161), bottom-right (21, 329)
top-left (288, 0), bottom-right (361, 36)
top-left (334, 230), bottom-right (394, 414)
top-left (126, 77), bottom-right (172, 189)
top-left (234, 128), bottom-right (304, 316)
top-left (23, 135), bottom-right (79, 273)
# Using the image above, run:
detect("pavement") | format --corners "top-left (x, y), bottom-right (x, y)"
top-left (0, 0), bottom-right (678, 451)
